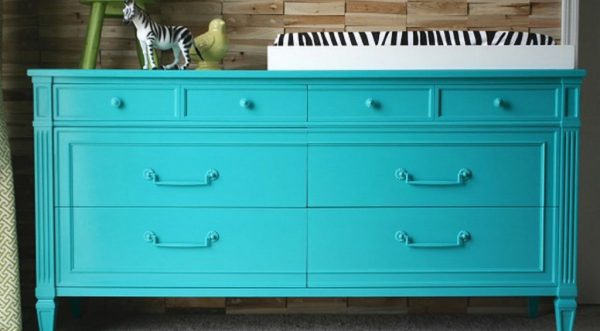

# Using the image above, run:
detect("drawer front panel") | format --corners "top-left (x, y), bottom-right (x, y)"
top-left (439, 86), bottom-right (558, 119)
top-left (55, 85), bottom-right (178, 120)
top-left (57, 131), bottom-right (306, 207)
top-left (308, 135), bottom-right (551, 207)
top-left (308, 85), bottom-right (432, 121)
top-left (308, 208), bottom-right (553, 287)
top-left (57, 208), bottom-right (306, 287)
top-left (184, 85), bottom-right (306, 121)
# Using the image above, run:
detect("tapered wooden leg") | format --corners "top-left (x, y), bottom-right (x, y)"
top-left (554, 297), bottom-right (576, 331)
top-left (36, 299), bottom-right (56, 331)
top-left (527, 297), bottom-right (539, 318)
top-left (80, 2), bottom-right (106, 69)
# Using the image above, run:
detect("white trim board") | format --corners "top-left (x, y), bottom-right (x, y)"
top-left (562, 0), bottom-right (580, 64)
top-left (268, 45), bottom-right (575, 70)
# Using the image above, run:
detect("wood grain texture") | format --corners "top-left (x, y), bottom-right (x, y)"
top-left (347, 298), bottom-right (408, 314)
top-left (408, 1), bottom-right (468, 16)
top-left (5, 0), bottom-right (560, 70)
top-left (1, 1), bottom-right (563, 328)
top-left (408, 298), bottom-right (469, 314)
top-left (287, 298), bottom-right (349, 314)
top-left (226, 298), bottom-right (287, 314)
top-left (285, 1), bottom-right (345, 16)
top-left (347, 1), bottom-right (407, 14)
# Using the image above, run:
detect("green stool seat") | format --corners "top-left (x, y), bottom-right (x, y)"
top-left (80, 0), bottom-right (157, 68)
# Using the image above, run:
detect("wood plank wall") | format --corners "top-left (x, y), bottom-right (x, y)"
top-left (1, 0), bottom-right (561, 328)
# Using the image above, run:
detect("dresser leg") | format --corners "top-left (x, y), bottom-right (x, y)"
top-left (554, 297), bottom-right (576, 331)
top-left (36, 299), bottom-right (56, 331)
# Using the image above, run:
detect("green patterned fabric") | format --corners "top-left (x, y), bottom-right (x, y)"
top-left (0, 0), bottom-right (23, 326)
top-left (0, 109), bottom-right (21, 331)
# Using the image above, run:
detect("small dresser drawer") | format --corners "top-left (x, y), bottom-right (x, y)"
top-left (308, 208), bottom-right (552, 287)
top-left (439, 86), bottom-right (559, 119)
top-left (56, 131), bottom-right (306, 207)
top-left (55, 85), bottom-right (178, 120)
top-left (57, 208), bottom-right (306, 287)
top-left (308, 85), bottom-right (432, 121)
top-left (308, 135), bottom-right (551, 207)
top-left (184, 85), bottom-right (306, 121)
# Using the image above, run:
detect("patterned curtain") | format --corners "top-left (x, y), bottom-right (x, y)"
top-left (0, 0), bottom-right (23, 328)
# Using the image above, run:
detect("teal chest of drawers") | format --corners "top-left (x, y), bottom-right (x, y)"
top-left (29, 69), bottom-right (584, 331)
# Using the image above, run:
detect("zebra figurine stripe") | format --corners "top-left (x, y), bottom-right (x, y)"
top-left (123, 0), bottom-right (193, 70)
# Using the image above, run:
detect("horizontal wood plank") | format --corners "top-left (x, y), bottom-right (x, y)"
top-left (347, 0), bottom-right (408, 14)
top-left (285, 1), bottom-right (345, 15)
top-left (223, 0), bottom-right (284, 14)
top-left (408, 1), bottom-right (468, 15)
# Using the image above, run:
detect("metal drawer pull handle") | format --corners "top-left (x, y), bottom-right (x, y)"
top-left (395, 230), bottom-right (471, 248)
top-left (144, 231), bottom-right (219, 248)
top-left (395, 168), bottom-right (472, 186)
top-left (143, 168), bottom-right (219, 186)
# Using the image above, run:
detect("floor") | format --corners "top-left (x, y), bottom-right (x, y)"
top-left (56, 305), bottom-right (600, 331)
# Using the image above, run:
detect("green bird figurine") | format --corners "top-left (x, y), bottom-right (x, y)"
top-left (191, 19), bottom-right (229, 70)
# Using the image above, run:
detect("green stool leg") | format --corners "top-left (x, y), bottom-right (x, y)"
top-left (80, 2), bottom-right (107, 69)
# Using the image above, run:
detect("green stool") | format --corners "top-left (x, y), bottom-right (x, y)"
top-left (80, 0), bottom-right (157, 68)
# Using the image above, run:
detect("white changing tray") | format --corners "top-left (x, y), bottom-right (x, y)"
top-left (267, 45), bottom-right (575, 70)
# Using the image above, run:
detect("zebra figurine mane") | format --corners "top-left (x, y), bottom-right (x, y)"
top-left (122, 0), bottom-right (193, 70)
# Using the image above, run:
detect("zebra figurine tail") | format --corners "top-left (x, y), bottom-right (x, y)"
top-left (123, 0), bottom-right (193, 70)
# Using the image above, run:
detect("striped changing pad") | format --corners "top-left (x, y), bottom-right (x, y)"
top-left (273, 31), bottom-right (556, 47)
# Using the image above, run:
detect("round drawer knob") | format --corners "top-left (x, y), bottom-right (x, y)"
top-left (493, 97), bottom-right (504, 108)
top-left (365, 98), bottom-right (377, 109)
top-left (111, 97), bottom-right (123, 108)
top-left (239, 98), bottom-right (253, 109)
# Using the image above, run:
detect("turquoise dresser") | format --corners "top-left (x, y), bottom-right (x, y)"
top-left (28, 69), bottom-right (584, 331)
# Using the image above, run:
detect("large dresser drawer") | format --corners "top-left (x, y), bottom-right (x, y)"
top-left (57, 208), bottom-right (307, 287)
top-left (56, 131), bottom-right (306, 207)
top-left (184, 85), bottom-right (306, 121)
top-left (55, 85), bottom-right (178, 120)
top-left (308, 208), bottom-right (553, 287)
top-left (439, 85), bottom-right (559, 120)
top-left (308, 133), bottom-right (553, 207)
top-left (308, 85), bottom-right (432, 121)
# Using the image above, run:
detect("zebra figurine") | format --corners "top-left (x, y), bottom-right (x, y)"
top-left (122, 0), bottom-right (193, 70)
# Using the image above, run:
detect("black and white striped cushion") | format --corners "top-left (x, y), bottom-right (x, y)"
top-left (273, 31), bottom-right (555, 47)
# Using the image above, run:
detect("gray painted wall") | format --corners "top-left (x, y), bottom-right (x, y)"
top-left (577, 0), bottom-right (600, 304)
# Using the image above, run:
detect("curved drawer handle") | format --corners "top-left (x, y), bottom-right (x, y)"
top-left (143, 168), bottom-right (219, 187)
top-left (395, 168), bottom-right (472, 186)
top-left (144, 230), bottom-right (219, 248)
top-left (395, 230), bottom-right (471, 248)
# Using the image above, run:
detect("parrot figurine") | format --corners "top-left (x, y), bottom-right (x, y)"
top-left (191, 18), bottom-right (229, 70)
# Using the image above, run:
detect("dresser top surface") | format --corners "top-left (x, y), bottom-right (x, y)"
top-left (27, 69), bottom-right (586, 80)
